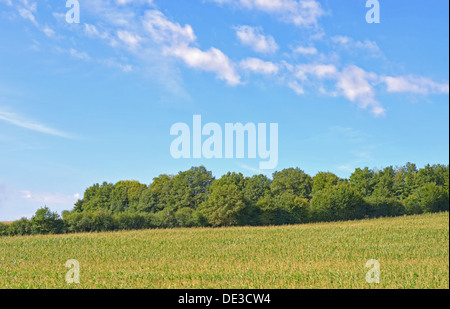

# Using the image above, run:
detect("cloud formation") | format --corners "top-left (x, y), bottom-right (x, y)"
top-left (235, 25), bottom-right (279, 54)
top-left (5, 0), bottom-right (446, 116)
top-left (381, 75), bottom-right (450, 95)
top-left (241, 58), bottom-right (279, 75)
top-left (0, 109), bottom-right (73, 138)
top-left (143, 10), bottom-right (240, 85)
top-left (210, 0), bottom-right (325, 28)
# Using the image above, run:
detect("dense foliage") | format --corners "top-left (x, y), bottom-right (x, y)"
top-left (1, 163), bottom-right (448, 236)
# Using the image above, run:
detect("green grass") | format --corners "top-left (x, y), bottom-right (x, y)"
top-left (0, 212), bottom-right (448, 289)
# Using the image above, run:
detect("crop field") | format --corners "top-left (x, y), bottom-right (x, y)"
top-left (0, 212), bottom-right (448, 289)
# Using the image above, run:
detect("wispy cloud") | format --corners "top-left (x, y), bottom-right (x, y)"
top-left (143, 10), bottom-right (241, 86)
top-left (381, 75), bottom-right (449, 95)
top-left (8, 0), bottom-right (446, 117)
top-left (20, 190), bottom-right (80, 205)
top-left (15, 0), bottom-right (58, 38)
top-left (336, 65), bottom-right (386, 117)
top-left (211, 0), bottom-right (325, 28)
top-left (0, 109), bottom-right (73, 138)
top-left (238, 163), bottom-right (266, 175)
top-left (293, 45), bottom-right (318, 55)
top-left (331, 35), bottom-right (382, 57)
top-left (240, 58), bottom-right (279, 75)
top-left (69, 48), bottom-right (91, 61)
top-left (235, 25), bottom-right (278, 54)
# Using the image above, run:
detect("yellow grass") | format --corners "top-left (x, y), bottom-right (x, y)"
top-left (0, 212), bottom-right (448, 289)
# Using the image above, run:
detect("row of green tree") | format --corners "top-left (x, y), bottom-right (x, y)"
top-left (1, 163), bottom-right (448, 236)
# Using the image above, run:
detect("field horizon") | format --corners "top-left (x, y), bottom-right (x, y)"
top-left (1, 212), bottom-right (448, 289)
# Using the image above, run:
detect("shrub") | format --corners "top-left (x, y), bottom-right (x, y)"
top-left (201, 184), bottom-right (246, 227)
top-left (0, 222), bottom-right (8, 236)
top-left (8, 218), bottom-right (32, 236)
top-left (115, 213), bottom-right (147, 230)
top-left (405, 183), bottom-right (449, 214)
top-left (310, 183), bottom-right (366, 222)
top-left (175, 207), bottom-right (195, 227)
top-left (365, 196), bottom-right (405, 218)
top-left (30, 207), bottom-right (64, 235)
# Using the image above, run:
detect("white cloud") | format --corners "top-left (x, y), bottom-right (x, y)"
top-left (84, 23), bottom-right (100, 37)
top-left (287, 81), bottom-right (305, 95)
top-left (143, 10), bottom-right (240, 86)
top-left (288, 62), bottom-right (448, 116)
top-left (42, 26), bottom-right (55, 37)
top-left (21, 190), bottom-right (80, 206)
top-left (116, 0), bottom-right (153, 5)
top-left (0, 109), bottom-right (73, 138)
top-left (0, 0), bottom-right (12, 6)
top-left (17, 0), bottom-right (37, 25)
top-left (381, 75), bottom-right (449, 95)
top-left (143, 10), bottom-right (196, 46)
top-left (331, 35), bottom-right (382, 56)
top-left (235, 25), bottom-right (278, 54)
top-left (69, 48), bottom-right (91, 61)
top-left (169, 46), bottom-right (241, 86)
top-left (117, 30), bottom-right (141, 49)
top-left (211, 0), bottom-right (324, 28)
top-left (295, 64), bottom-right (338, 81)
top-left (19, 0), bottom-right (36, 11)
top-left (18, 7), bottom-right (37, 25)
top-left (293, 45), bottom-right (318, 55)
top-left (84, 23), bottom-right (110, 40)
top-left (287, 62), bottom-right (386, 116)
top-left (336, 65), bottom-right (385, 116)
top-left (100, 58), bottom-right (133, 72)
top-left (240, 58), bottom-right (279, 75)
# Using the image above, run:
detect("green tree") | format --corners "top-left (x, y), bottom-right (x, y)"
top-left (31, 207), bottom-right (64, 235)
top-left (405, 183), bottom-right (449, 214)
top-left (171, 166), bottom-right (214, 211)
top-left (146, 174), bottom-right (175, 211)
top-left (243, 174), bottom-right (271, 204)
top-left (8, 218), bottom-right (32, 236)
top-left (76, 182), bottom-right (114, 212)
top-left (365, 196), bottom-right (405, 218)
top-left (201, 184), bottom-right (246, 227)
top-left (312, 172), bottom-right (341, 194)
top-left (271, 168), bottom-right (312, 199)
top-left (372, 166), bottom-right (396, 198)
top-left (417, 164), bottom-right (449, 187)
top-left (349, 167), bottom-right (375, 197)
top-left (175, 207), bottom-right (196, 227)
top-left (310, 183), bottom-right (366, 222)
top-left (110, 180), bottom-right (147, 213)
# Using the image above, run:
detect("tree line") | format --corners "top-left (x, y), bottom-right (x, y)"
top-left (1, 163), bottom-right (448, 236)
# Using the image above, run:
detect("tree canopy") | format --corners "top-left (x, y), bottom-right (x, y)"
top-left (1, 163), bottom-right (448, 236)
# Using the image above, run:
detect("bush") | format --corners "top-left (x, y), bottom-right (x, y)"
top-left (405, 183), bottom-right (449, 214)
top-left (63, 211), bottom-right (84, 233)
top-left (115, 213), bottom-right (148, 230)
top-left (257, 193), bottom-right (310, 226)
top-left (5, 164), bottom-right (449, 237)
top-left (175, 207), bottom-right (195, 227)
top-left (310, 183), bottom-right (366, 222)
top-left (365, 196), bottom-right (405, 218)
top-left (201, 184), bottom-right (246, 227)
top-left (30, 207), bottom-right (64, 235)
top-left (8, 218), bottom-right (32, 236)
top-left (0, 222), bottom-right (8, 236)
top-left (256, 194), bottom-right (280, 226)
top-left (93, 211), bottom-right (115, 231)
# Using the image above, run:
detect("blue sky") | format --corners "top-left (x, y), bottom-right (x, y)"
top-left (0, 0), bottom-right (448, 220)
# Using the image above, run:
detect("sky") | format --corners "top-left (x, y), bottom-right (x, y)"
top-left (0, 0), bottom-right (449, 220)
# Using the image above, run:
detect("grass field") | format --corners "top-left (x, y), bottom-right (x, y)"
top-left (0, 212), bottom-right (448, 289)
